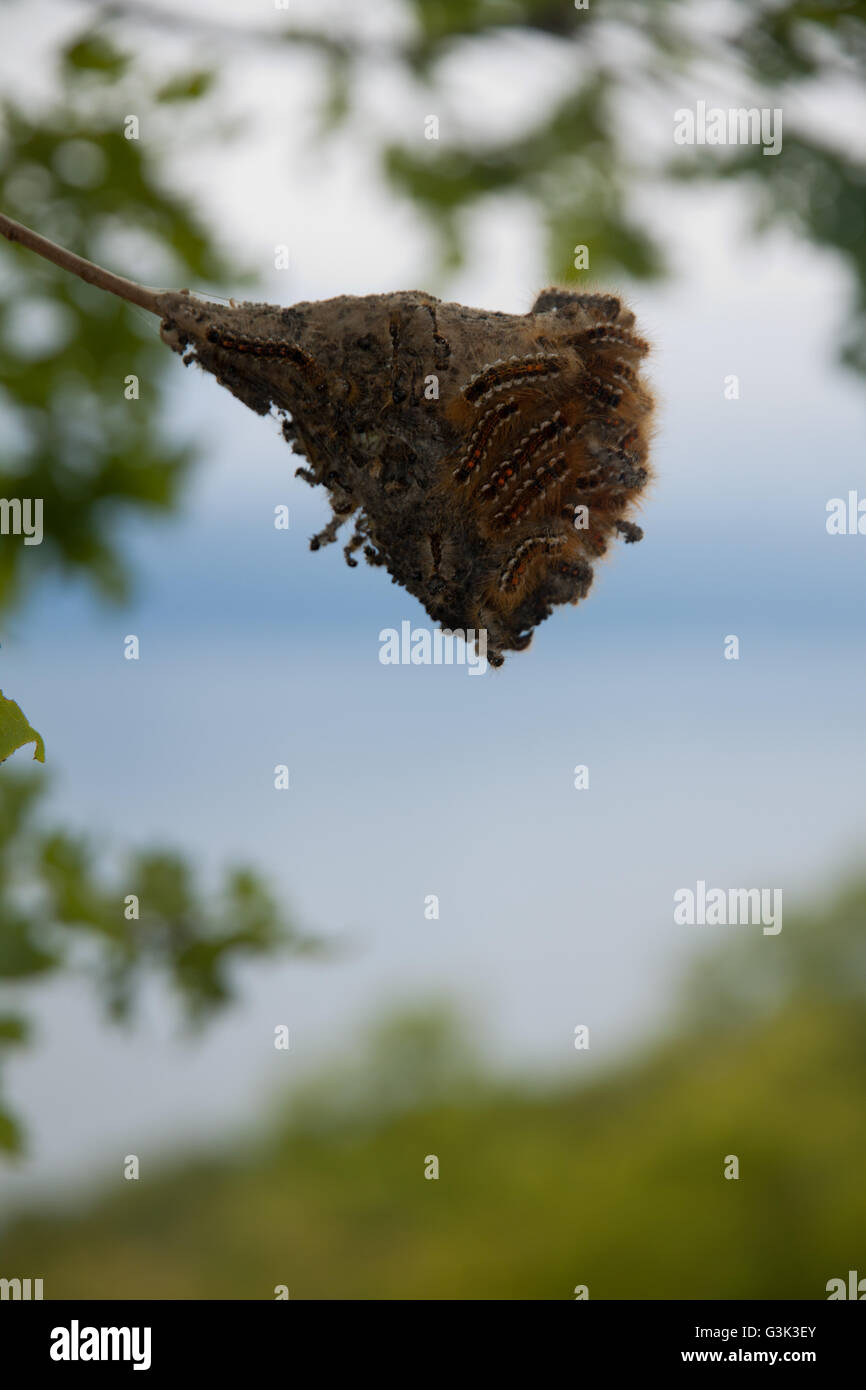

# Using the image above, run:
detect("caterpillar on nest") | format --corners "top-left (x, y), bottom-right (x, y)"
top-left (0, 212), bottom-right (656, 668)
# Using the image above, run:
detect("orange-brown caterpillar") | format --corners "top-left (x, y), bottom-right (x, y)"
top-left (463, 353), bottom-right (563, 405)
top-left (454, 397), bottom-right (520, 482)
top-left (498, 534), bottom-right (567, 591)
top-left (479, 414), bottom-right (568, 499)
top-left (491, 454), bottom-right (570, 529)
top-left (189, 286), bottom-right (656, 665)
top-left (576, 370), bottom-right (623, 410)
top-left (568, 325), bottom-right (650, 356)
top-left (0, 210), bottom-right (658, 669)
top-left (205, 325), bottom-right (313, 369)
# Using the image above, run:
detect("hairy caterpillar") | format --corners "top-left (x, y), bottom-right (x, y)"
top-left (0, 211), bottom-right (657, 668)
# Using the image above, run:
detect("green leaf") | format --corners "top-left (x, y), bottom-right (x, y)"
top-left (62, 34), bottom-right (129, 79)
top-left (0, 915), bottom-right (59, 979)
top-left (0, 1014), bottom-right (29, 1046)
top-left (0, 1106), bottom-right (22, 1153)
top-left (0, 692), bottom-right (45, 765)
top-left (156, 71), bottom-right (215, 103)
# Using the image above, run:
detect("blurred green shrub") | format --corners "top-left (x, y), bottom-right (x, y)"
top-left (3, 875), bottom-right (864, 1298)
top-left (0, 771), bottom-right (323, 1152)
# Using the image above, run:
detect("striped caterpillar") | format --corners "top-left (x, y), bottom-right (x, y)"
top-left (0, 211), bottom-right (656, 667)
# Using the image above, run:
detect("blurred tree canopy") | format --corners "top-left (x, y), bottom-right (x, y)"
top-left (70, 0), bottom-right (866, 363)
top-left (0, 29), bottom-right (239, 613)
top-left (3, 1), bottom-right (865, 615)
top-left (0, 771), bottom-right (322, 1152)
top-left (391, 0), bottom-right (866, 373)
top-left (3, 878), bottom-right (865, 1298)
top-left (0, 28), bottom-right (303, 1155)
top-left (0, 690), bottom-right (44, 764)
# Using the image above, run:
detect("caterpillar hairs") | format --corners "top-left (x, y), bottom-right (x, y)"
top-left (0, 212), bottom-right (656, 667)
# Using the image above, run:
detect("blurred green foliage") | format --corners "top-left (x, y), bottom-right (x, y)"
top-left (3, 2), bottom-right (865, 616)
top-left (385, 71), bottom-right (663, 282)
top-left (673, 133), bottom-right (866, 373)
top-left (0, 772), bottom-right (323, 1153)
top-left (0, 29), bottom-right (236, 614)
top-left (33, 3), bottom-right (866, 344)
top-left (0, 690), bottom-right (44, 764)
top-left (0, 30), bottom-right (306, 1148)
top-left (383, 0), bottom-right (866, 328)
top-left (3, 880), bottom-right (864, 1298)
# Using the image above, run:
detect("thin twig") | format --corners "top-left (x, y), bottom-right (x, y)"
top-left (0, 211), bottom-right (164, 316)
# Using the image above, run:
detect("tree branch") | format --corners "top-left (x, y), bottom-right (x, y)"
top-left (0, 211), bottom-right (164, 316)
